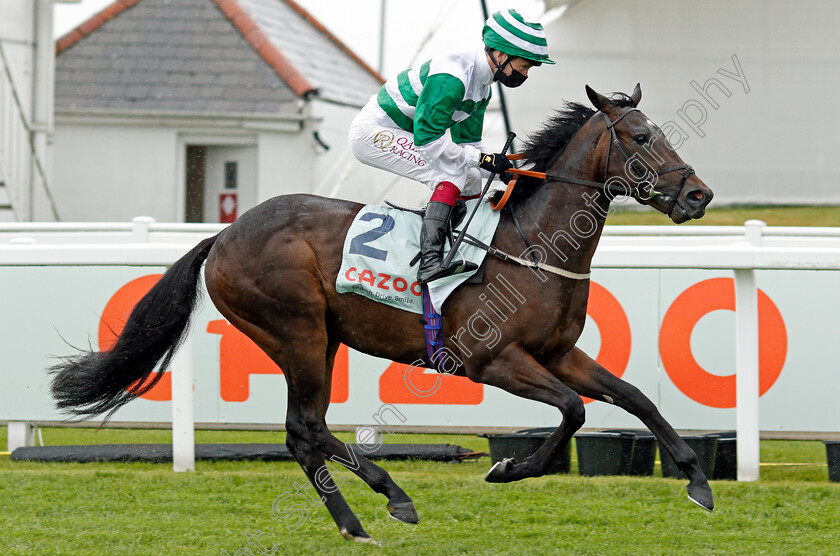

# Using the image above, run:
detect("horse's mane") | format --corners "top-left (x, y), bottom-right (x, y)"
top-left (520, 102), bottom-right (596, 172)
top-left (503, 93), bottom-right (637, 205)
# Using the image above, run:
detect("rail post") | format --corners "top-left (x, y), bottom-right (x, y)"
top-left (132, 216), bottom-right (155, 243)
top-left (734, 219), bottom-right (765, 481)
top-left (171, 333), bottom-right (195, 472)
top-left (7, 421), bottom-right (35, 452)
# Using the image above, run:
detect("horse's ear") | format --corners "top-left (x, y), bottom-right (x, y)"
top-left (630, 83), bottom-right (642, 107)
top-left (585, 85), bottom-right (610, 112)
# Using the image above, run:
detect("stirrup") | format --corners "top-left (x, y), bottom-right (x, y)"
top-left (418, 259), bottom-right (478, 284)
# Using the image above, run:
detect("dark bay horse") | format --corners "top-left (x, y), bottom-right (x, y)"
top-left (51, 85), bottom-right (714, 543)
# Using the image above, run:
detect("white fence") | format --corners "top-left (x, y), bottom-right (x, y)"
top-left (2, 217), bottom-right (840, 481)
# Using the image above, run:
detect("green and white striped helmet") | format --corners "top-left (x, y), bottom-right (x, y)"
top-left (482, 9), bottom-right (555, 65)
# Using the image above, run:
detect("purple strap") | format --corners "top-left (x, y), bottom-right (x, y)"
top-left (422, 286), bottom-right (443, 370)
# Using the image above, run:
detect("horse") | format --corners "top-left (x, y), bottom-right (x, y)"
top-left (50, 84), bottom-right (714, 543)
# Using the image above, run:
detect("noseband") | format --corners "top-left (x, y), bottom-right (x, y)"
top-left (602, 108), bottom-right (694, 214)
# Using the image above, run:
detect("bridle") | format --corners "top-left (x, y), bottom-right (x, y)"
top-left (602, 108), bottom-right (694, 215)
top-left (503, 107), bottom-right (695, 216)
top-left (472, 106), bottom-right (698, 280)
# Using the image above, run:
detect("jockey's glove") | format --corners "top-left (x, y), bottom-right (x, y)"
top-left (479, 153), bottom-right (514, 184)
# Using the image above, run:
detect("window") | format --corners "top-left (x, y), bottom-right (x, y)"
top-left (224, 161), bottom-right (238, 189)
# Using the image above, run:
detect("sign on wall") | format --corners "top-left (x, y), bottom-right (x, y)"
top-left (1, 266), bottom-right (837, 432)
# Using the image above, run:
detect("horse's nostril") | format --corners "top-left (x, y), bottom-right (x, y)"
top-left (687, 189), bottom-right (706, 204)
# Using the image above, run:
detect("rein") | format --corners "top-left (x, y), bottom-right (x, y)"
top-left (473, 107), bottom-right (695, 280)
top-left (501, 108), bottom-right (695, 214)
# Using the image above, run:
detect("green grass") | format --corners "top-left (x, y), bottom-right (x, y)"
top-left (1, 427), bottom-right (838, 555)
top-left (606, 205), bottom-right (840, 226)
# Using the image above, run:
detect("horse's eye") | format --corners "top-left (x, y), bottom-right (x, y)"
top-left (634, 134), bottom-right (648, 144)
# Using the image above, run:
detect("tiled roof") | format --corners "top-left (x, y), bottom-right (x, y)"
top-left (234, 0), bottom-right (383, 107)
top-left (55, 0), bottom-right (383, 114)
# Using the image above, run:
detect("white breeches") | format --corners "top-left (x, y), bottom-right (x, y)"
top-left (348, 104), bottom-right (485, 197)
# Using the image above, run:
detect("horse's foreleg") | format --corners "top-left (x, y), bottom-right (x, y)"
top-left (545, 346), bottom-right (714, 511)
top-left (467, 344), bottom-right (586, 483)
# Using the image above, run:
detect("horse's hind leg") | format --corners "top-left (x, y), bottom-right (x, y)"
top-left (546, 346), bottom-right (714, 512)
top-left (206, 304), bottom-right (374, 540)
top-left (284, 339), bottom-right (419, 527)
top-left (209, 281), bottom-right (417, 539)
top-left (466, 344), bottom-right (587, 483)
top-left (282, 382), bottom-right (375, 542)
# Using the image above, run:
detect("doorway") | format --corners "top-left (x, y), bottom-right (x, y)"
top-left (184, 144), bottom-right (257, 223)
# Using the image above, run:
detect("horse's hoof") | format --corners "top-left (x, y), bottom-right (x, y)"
top-left (387, 501), bottom-right (419, 524)
top-left (485, 457), bottom-right (515, 483)
top-left (340, 528), bottom-right (380, 545)
top-left (687, 482), bottom-right (715, 512)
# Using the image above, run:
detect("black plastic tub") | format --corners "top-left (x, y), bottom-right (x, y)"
top-left (575, 431), bottom-right (636, 476)
top-left (660, 435), bottom-right (718, 479)
top-left (483, 428), bottom-right (570, 474)
top-left (825, 441), bottom-right (840, 482)
top-left (604, 429), bottom-right (657, 476)
top-left (706, 431), bottom-right (737, 480)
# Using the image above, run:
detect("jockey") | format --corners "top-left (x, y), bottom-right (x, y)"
top-left (348, 9), bottom-right (554, 284)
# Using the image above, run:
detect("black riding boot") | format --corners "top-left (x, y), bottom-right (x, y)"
top-left (417, 201), bottom-right (477, 284)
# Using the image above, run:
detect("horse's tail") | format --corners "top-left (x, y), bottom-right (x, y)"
top-left (50, 234), bottom-right (219, 420)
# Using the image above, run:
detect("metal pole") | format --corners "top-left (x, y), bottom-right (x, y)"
top-left (480, 0), bottom-right (516, 153)
top-left (378, 0), bottom-right (386, 75)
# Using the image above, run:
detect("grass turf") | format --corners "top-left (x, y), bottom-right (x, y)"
top-left (1, 427), bottom-right (838, 555)
top-left (606, 204), bottom-right (840, 227)
top-left (4, 207), bottom-right (837, 553)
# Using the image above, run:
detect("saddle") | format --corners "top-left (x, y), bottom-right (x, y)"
top-left (384, 199), bottom-right (485, 284)
top-left (384, 199), bottom-right (468, 233)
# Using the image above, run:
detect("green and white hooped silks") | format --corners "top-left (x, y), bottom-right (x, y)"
top-left (482, 9), bottom-right (555, 65)
top-left (347, 10), bottom-right (554, 198)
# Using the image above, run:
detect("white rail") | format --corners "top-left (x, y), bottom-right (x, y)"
top-left (3, 218), bottom-right (839, 246)
top-left (2, 218), bottom-right (839, 480)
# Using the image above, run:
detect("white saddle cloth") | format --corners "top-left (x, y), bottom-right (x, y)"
top-left (336, 199), bottom-right (501, 313)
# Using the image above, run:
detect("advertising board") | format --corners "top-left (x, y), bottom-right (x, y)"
top-left (3, 264), bottom-right (837, 433)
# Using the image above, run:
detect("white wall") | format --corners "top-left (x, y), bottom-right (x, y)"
top-left (254, 129), bottom-right (312, 203)
top-left (508, 0), bottom-right (840, 206)
top-left (52, 99), bottom-right (493, 220)
top-left (0, 0), bottom-right (58, 221)
top-left (53, 124), bottom-right (180, 221)
top-left (309, 99), bottom-right (431, 208)
top-left (53, 117), bottom-right (320, 222)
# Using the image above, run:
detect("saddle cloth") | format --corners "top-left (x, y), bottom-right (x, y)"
top-left (336, 199), bottom-right (501, 314)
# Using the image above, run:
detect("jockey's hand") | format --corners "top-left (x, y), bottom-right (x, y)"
top-left (479, 153), bottom-right (514, 183)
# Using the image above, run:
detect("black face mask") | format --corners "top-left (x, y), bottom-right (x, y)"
top-left (489, 50), bottom-right (528, 88)
top-left (498, 69), bottom-right (527, 88)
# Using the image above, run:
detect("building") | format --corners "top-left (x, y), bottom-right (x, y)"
top-left (5, 1), bottom-right (838, 222)
top-left (517, 0), bottom-right (840, 206)
top-left (52, 0), bottom-right (386, 222)
top-left (0, 0), bottom-right (74, 222)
